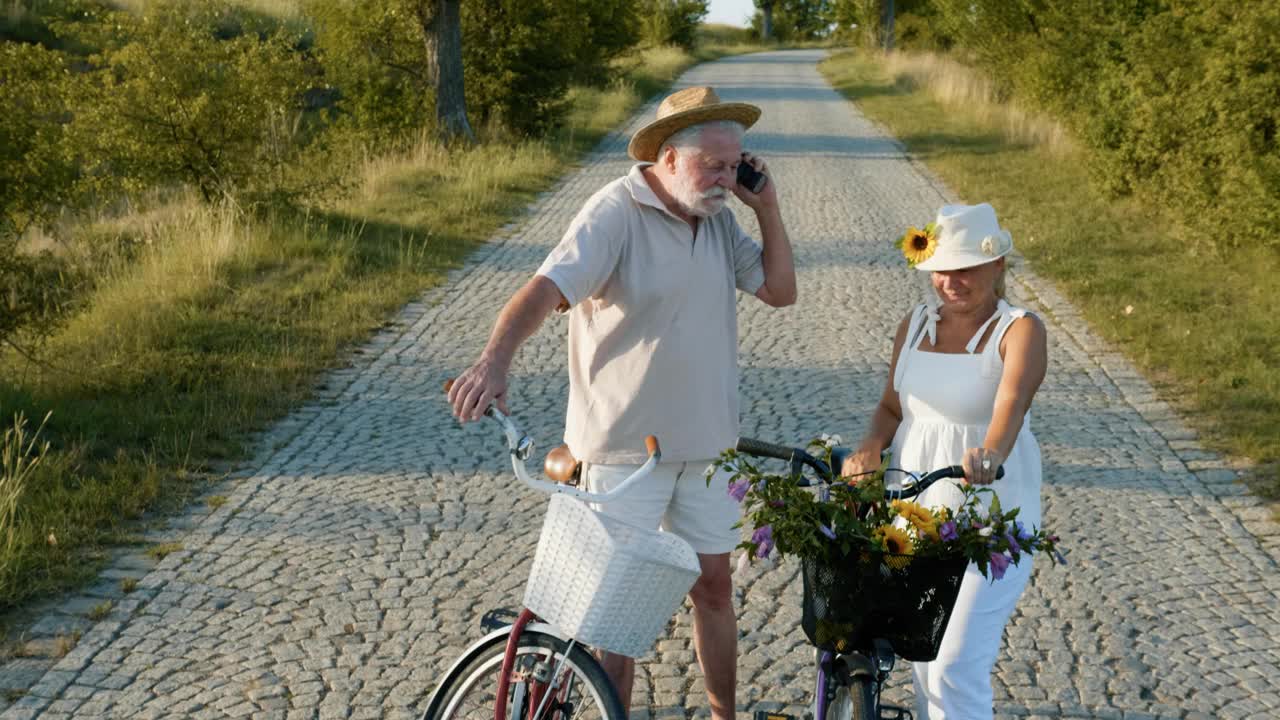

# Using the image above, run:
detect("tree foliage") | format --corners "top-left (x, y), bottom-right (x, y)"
top-left (307, 0), bottom-right (640, 139)
top-left (305, 0), bottom-right (435, 146)
top-left (1, 41), bottom-right (76, 238)
top-left (878, 0), bottom-right (1280, 251)
top-left (639, 0), bottom-right (709, 50)
top-left (752, 0), bottom-right (832, 42)
top-left (58, 0), bottom-right (310, 203)
top-left (461, 0), bottom-right (581, 136)
top-left (0, 39), bottom-right (81, 347)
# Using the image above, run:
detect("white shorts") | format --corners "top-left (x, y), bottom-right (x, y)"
top-left (583, 459), bottom-right (742, 555)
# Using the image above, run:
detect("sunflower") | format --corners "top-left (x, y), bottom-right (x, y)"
top-left (897, 222), bottom-right (938, 267)
top-left (892, 499), bottom-right (940, 542)
top-left (873, 524), bottom-right (915, 569)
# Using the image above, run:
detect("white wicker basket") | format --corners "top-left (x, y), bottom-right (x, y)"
top-left (523, 493), bottom-right (701, 658)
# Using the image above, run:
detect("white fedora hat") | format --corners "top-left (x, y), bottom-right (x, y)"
top-left (904, 203), bottom-right (1013, 272)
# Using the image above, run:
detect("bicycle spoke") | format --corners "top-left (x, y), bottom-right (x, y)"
top-left (429, 634), bottom-right (617, 720)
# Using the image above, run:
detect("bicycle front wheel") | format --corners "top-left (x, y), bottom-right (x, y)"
top-left (425, 630), bottom-right (624, 720)
top-left (825, 675), bottom-right (876, 720)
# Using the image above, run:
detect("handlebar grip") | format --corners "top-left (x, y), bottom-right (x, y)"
top-left (645, 435), bottom-right (660, 457)
top-left (940, 465), bottom-right (1005, 480)
top-left (736, 437), bottom-right (796, 461)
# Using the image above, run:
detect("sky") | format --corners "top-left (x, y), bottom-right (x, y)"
top-left (706, 0), bottom-right (756, 28)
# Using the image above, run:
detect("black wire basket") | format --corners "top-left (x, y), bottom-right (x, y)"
top-left (800, 547), bottom-right (969, 661)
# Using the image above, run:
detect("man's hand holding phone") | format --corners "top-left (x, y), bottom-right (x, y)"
top-left (736, 160), bottom-right (767, 193)
top-left (732, 152), bottom-right (778, 212)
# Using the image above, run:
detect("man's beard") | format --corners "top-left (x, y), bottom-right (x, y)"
top-left (671, 165), bottom-right (728, 217)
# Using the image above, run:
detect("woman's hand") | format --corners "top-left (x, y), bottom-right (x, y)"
top-left (841, 448), bottom-right (882, 482)
top-left (962, 447), bottom-right (1005, 485)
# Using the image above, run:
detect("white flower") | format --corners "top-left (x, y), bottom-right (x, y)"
top-left (978, 526), bottom-right (994, 537)
top-left (815, 433), bottom-right (843, 449)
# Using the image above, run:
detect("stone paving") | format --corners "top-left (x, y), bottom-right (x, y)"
top-left (3, 49), bottom-right (1279, 720)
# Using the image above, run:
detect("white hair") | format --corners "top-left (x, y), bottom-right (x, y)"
top-left (657, 120), bottom-right (746, 159)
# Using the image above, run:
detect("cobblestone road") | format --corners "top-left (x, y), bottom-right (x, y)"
top-left (5, 49), bottom-right (1279, 720)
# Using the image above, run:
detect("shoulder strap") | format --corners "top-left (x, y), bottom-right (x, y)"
top-left (893, 304), bottom-right (931, 392)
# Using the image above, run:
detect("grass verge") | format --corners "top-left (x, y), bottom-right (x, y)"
top-left (0, 36), bottom-right (773, 620)
top-left (819, 50), bottom-right (1279, 510)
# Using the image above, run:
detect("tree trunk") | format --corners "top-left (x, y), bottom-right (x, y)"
top-left (881, 0), bottom-right (895, 52)
top-left (421, 0), bottom-right (474, 143)
top-left (761, 4), bottom-right (774, 42)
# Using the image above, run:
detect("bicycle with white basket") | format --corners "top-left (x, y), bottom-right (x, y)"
top-left (421, 382), bottom-right (700, 720)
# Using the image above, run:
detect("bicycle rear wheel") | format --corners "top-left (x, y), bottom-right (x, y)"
top-left (424, 630), bottom-right (624, 720)
top-left (825, 672), bottom-right (876, 720)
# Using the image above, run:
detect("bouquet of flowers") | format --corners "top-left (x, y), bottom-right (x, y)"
top-left (710, 436), bottom-right (1064, 580)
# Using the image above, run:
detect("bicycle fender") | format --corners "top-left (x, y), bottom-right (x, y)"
top-left (420, 622), bottom-right (564, 720)
top-left (841, 652), bottom-right (878, 680)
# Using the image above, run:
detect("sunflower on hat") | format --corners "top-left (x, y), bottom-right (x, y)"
top-left (897, 222), bottom-right (938, 267)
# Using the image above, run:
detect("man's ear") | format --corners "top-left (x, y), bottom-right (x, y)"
top-left (660, 145), bottom-right (678, 173)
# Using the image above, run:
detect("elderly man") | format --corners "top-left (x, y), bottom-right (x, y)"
top-left (448, 86), bottom-right (796, 719)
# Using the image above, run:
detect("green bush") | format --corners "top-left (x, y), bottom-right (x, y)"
top-left (1080, 2), bottom-right (1280, 250)
top-left (0, 41), bottom-right (76, 239)
top-left (751, 0), bottom-right (832, 42)
top-left (639, 0), bottom-right (709, 50)
top-left (59, 0), bottom-right (310, 204)
top-left (561, 0), bottom-right (639, 86)
top-left (909, 0), bottom-right (1280, 252)
top-left (303, 0), bottom-right (433, 148)
top-left (0, 40), bottom-right (81, 346)
top-left (461, 0), bottom-right (580, 136)
top-left (306, 0), bottom-right (639, 141)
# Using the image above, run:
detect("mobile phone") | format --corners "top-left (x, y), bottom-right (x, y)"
top-left (736, 160), bottom-right (767, 194)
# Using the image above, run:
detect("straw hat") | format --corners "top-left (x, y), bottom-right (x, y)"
top-left (913, 203), bottom-right (1014, 271)
top-left (627, 86), bottom-right (761, 162)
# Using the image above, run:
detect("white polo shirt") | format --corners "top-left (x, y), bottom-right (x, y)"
top-left (537, 163), bottom-right (766, 463)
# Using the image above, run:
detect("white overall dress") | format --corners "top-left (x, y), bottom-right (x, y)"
top-left (889, 299), bottom-right (1042, 720)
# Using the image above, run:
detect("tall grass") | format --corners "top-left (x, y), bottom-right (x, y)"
top-left (880, 51), bottom-right (1073, 153)
top-left (0, 413), bottom-right (49, 580)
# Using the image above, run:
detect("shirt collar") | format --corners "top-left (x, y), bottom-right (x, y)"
top-left (625, 163), bottom-right (685, 220)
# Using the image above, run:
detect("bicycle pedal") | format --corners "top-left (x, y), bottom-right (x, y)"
top-left (479, 607), bottom-right (519, 632)
top-left (754, 711), bottom-right (795, 720)
top-left (879, 705), bottom-right (912, 720)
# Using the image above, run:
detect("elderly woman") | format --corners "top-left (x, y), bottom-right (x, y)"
top-left (842, 203), bottom-right (1048, 720)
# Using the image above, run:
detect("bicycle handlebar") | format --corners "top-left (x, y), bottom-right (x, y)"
top-left (735, 437), bottom-right (801, 462)
top-left (735, 436), bottom-right (1004, 500)
top-left (445, 378), bottom-right (661, 503)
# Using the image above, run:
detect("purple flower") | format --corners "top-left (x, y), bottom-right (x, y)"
top-left (727, 479), bottom-right (750, 502)
top-left (819, 523), bottom-right (837, 540)
top-left (938, 520), bottom-right (958, 542)
top-left (1005, 532), bottom-right (1022, 556)
top-left (1015, 520), bottom-right (1033, 542)
top-left (752, 525), bottom-right (775, 559)
top-left (989, 552), bottom-right (1010, 580)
